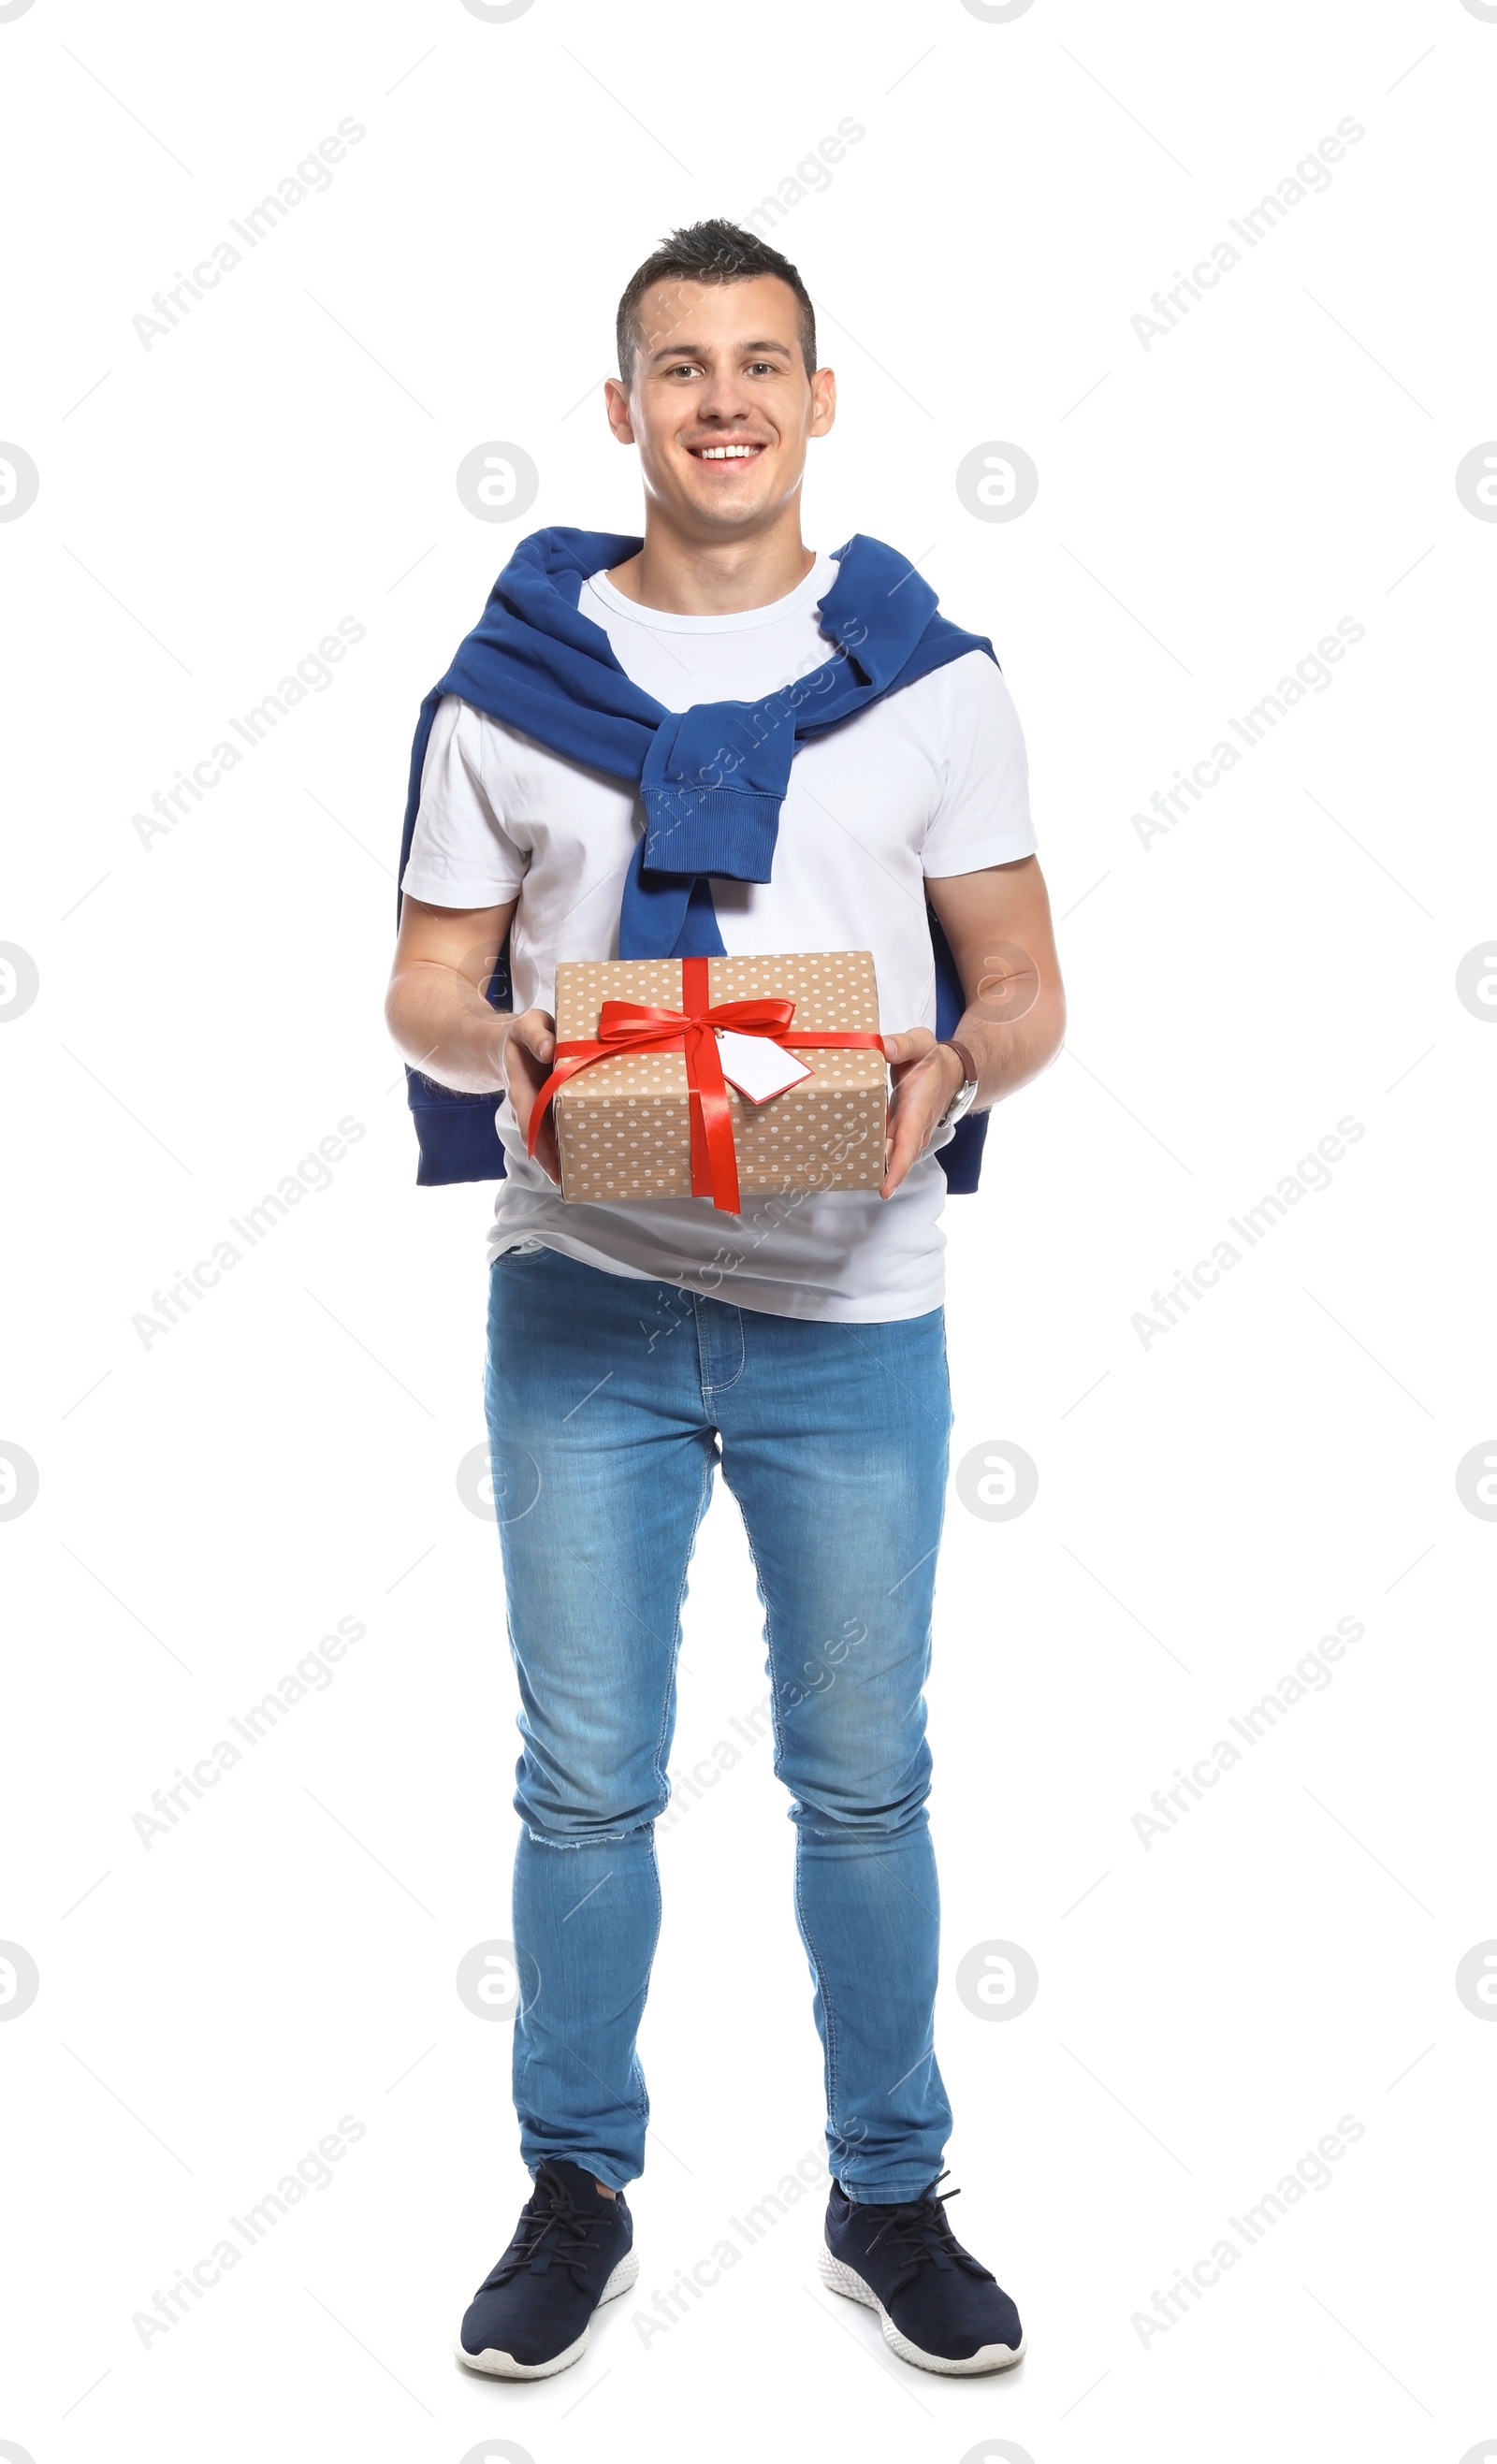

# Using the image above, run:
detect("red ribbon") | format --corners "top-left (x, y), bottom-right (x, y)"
top-left (527, 954), bottom-right (886, 1214)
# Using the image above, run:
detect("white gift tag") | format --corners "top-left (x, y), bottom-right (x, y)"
top-left (714, 1027), bottom-right (814, 1104)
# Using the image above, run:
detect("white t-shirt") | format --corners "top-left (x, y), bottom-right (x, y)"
top-left (401, 553), bottom-right (1037, 1321)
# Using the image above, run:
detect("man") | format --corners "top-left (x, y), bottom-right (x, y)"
top-left (385, 220), bottom-right (1065, 2382)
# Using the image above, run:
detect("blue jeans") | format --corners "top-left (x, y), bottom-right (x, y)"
top-left (484, 1244), bottom-right (955, 2201)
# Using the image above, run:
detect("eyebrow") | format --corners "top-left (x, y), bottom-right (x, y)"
top-left (646, 337), bottom-right (793, 364)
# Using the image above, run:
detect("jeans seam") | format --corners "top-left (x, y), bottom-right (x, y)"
top-left (733, 1500), bottom-right (783, 1766)
top-left (629, 1828), bottom-right (665, 2122)
top-left (696, 1297), bottom-right (746, 1396)
top-left (792, 1853), bottom-right (841, 2154)
top-left (733, 1498), bottom-right (844, 2147)
top-left (649, 1442), bottom-right (717, 1807)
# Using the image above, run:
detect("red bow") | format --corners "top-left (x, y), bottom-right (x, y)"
top-left (527, 954), bottom-right (884, 1213)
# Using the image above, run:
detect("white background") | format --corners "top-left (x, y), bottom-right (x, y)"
top-left (2, 1), bottom-right (1494, 2459)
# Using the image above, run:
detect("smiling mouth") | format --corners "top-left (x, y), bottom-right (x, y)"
top-left (687, 441), bottom-right (766, 461)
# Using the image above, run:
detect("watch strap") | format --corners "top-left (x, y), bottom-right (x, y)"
top-left (934, 1037), bottom-right (981, 1135)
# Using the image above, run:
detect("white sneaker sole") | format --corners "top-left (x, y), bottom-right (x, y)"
top-left (817, 2243), bottom-right (1027, 2376)
top-left (455, 2248), bottom-right (640, 2379)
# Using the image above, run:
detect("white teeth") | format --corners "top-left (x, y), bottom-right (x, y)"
top-left (696, 444), bottom-right (761, 458)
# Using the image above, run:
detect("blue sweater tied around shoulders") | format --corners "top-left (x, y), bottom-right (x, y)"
top-left (398, 526), bottom-right (997, 1193)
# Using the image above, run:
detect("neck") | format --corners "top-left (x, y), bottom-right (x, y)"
top-left (606, 505), bottom-right (816, 616)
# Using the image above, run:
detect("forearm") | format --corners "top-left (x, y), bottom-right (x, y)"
top-left (923, 858), bottom-right (1067, 1119)
top-left (950, 978), bottom-right (1066, 1113)
top-left (385, 959), bottom-right (512, 1094)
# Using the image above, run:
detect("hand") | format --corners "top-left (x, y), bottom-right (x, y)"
top-left (499, 1008), bottom-right (560, 1183)
top-left (879, 1029), bottom-right (967, 1199)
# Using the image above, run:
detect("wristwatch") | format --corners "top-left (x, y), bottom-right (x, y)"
top-left (933, 1037), bottom-right (981, 1134)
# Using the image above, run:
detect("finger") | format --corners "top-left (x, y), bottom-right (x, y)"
top-left (501, 1043), bottom-right (547, 1135)
top-left (510, 1069), bottom-right (560, 1180)
top-left (879, 1092), bottom-right (936, 1198)
top-left (886, 1062), bottom-right (943, 1125)
top-left (879, 1130), bottom-right (922, 1198)
top-left (889, 1051), bottom-right (937, 1088)
top-left (884, 1048), bottom-right (953, 1168)
top-left (880, 1026), bottom-right (936, 1065)
top-left (518, 1015), bottom-right (557, 1063)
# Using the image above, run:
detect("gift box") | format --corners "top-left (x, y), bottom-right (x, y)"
top-left (532, 951), bottom-right (889, 1210)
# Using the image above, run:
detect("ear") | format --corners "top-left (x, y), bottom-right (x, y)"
top-left (603, 376), bottom-right (636, 444)
top-left (809, 365), bottom-right (836, 440)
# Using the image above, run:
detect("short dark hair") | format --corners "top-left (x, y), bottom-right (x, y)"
top-left (616, 219), bottom-right (817, 384)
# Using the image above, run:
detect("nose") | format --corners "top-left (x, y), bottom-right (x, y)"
top-left (692, 363), bottom-right (754, 425)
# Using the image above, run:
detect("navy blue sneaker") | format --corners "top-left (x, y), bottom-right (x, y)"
top-left (820, 2170), bottom-right (1025, 2374)
top-left (456, 2158), bottom-right (638, 2379)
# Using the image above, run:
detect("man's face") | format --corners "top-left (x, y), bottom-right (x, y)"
top-left (604, 274), bottom-right (836, 538)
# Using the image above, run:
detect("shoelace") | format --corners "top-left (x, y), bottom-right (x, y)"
top-left (860, 2170), bottom-right (995, 2296)
top-left (486, 2162), bottom-right (606, 2291)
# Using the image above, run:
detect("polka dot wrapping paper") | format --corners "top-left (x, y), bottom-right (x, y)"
top-left (551, 951), bottom-right (889, 1204)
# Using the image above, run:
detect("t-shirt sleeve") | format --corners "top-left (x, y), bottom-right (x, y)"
top-left (400, 695), bottom-right (528, 907)
top-left (919, 649), bottom-right (1038, 877)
